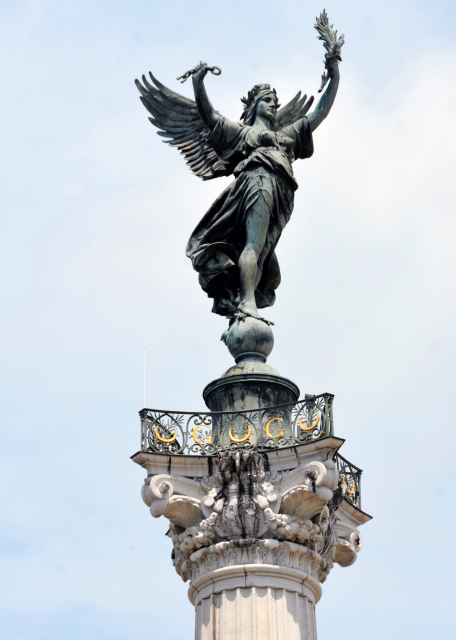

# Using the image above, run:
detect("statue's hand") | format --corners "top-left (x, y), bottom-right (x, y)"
top-left (327, 57), bottom-right (340, 79)
top-left (193, 61), bottom-right (209, 83)
top-left (318, 57), bottom-right (340, 93)
top-left (179, 62), bottom-right (221, 84)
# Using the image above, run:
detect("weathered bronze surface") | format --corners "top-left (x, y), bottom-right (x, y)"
top-left (136, 12), bottom-right (344, 364)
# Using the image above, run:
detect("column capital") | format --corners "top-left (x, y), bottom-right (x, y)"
top-left (138, 444), bottom-right (370, 595)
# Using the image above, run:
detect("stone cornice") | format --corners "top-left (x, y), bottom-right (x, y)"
top-left (131, 436), bottom-right (345, 477)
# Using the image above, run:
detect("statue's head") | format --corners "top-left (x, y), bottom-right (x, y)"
top-left (240, 84), bottom-right (280, 126)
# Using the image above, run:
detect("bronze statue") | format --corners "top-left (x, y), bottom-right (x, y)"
top-left (136, 11), bottom-right (344, 331)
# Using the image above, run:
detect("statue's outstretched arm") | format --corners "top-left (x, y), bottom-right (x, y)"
top-left (307, 63), bottom-right (339, 132)
top-left (307, 11), bottom-right (344, 132)
top-left (192, 63), bottom-right (220, 130)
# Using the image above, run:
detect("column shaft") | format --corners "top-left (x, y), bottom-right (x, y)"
top-left (195, 587), bottom-right (317, 640)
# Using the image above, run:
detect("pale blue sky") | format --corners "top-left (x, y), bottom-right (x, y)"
top-left (1, 1), bottom-right (455, 638)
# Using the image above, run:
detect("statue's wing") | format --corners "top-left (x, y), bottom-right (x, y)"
top-left (273, 91), bottom-right (315, 130)
top-left (135, 72), bottom-right (233, 181)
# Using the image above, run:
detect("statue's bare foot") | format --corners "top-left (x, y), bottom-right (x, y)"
top-left (237, 301), bottom-right (259, 317)
top-left (236, 301), bottom-right (274, 326)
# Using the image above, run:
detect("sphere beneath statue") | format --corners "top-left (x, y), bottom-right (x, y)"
top-left (225, 316), bottom-right (274, 363)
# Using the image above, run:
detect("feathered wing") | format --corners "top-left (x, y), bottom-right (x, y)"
top-left (273, 91), bottom-right (315, 130)
top-left (135, 72), bottom-right (233, 181)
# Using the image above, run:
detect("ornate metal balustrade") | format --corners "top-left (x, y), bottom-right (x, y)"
top-left (138, 393), bottom-right (364, 510)
top-left (336, 453), bottom-right (363, 509)
top-left (139, 393), bottom-right (334, 456)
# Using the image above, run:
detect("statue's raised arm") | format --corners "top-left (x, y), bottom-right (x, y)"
top-left (191, 62), bottom-right (221, 130)
top-left (307, 10), bottom-right (344, 131)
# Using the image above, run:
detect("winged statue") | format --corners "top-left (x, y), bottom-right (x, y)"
top-left (135, 11), bottom-right (343, 324)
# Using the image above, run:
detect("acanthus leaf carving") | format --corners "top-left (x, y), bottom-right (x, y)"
top-left (140, 449), bottom-right (365, 585)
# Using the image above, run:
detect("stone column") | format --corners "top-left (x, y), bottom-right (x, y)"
top-left (133, 437), bottom-right (370, 640)
top-left (191, 539), bottom-right (320, 640)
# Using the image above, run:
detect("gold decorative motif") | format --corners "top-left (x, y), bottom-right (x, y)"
top-left (192, 424), bottom-right (212, 445)
top-left (299, 413), bottom-right (320, 431)
top-left (265, 417), bottom-right (285, 439)
top-left (155, 424), bottom-right (178, 443)
top-left (228, 426), bottom-right (251, 443)
top-left (342, 475), bottom-right (355, 494)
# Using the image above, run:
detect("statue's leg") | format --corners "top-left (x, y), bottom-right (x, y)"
top-left (237, 191), bottom-right (271, 316)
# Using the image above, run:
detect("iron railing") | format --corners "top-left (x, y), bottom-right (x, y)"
top-left (336, 453), bottom-right (362, 509)
top-left (139, 393), bottom-right (364, 510)
top-left (139, 393), bottom-right (334, 456)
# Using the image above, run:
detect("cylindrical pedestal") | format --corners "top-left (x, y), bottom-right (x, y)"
top-left (195, 586), bottom-right (317, 640)
top-left (203, 361), bottom-right (300, 447)
top-left (203, 368), bottom-right (299, 412)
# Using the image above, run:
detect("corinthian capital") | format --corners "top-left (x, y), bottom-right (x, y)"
top-left (135, 443), bottom-right (370, 586)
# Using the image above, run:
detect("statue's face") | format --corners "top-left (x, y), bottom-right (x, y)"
top-left (256, 94), bottom-right (277, 121)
